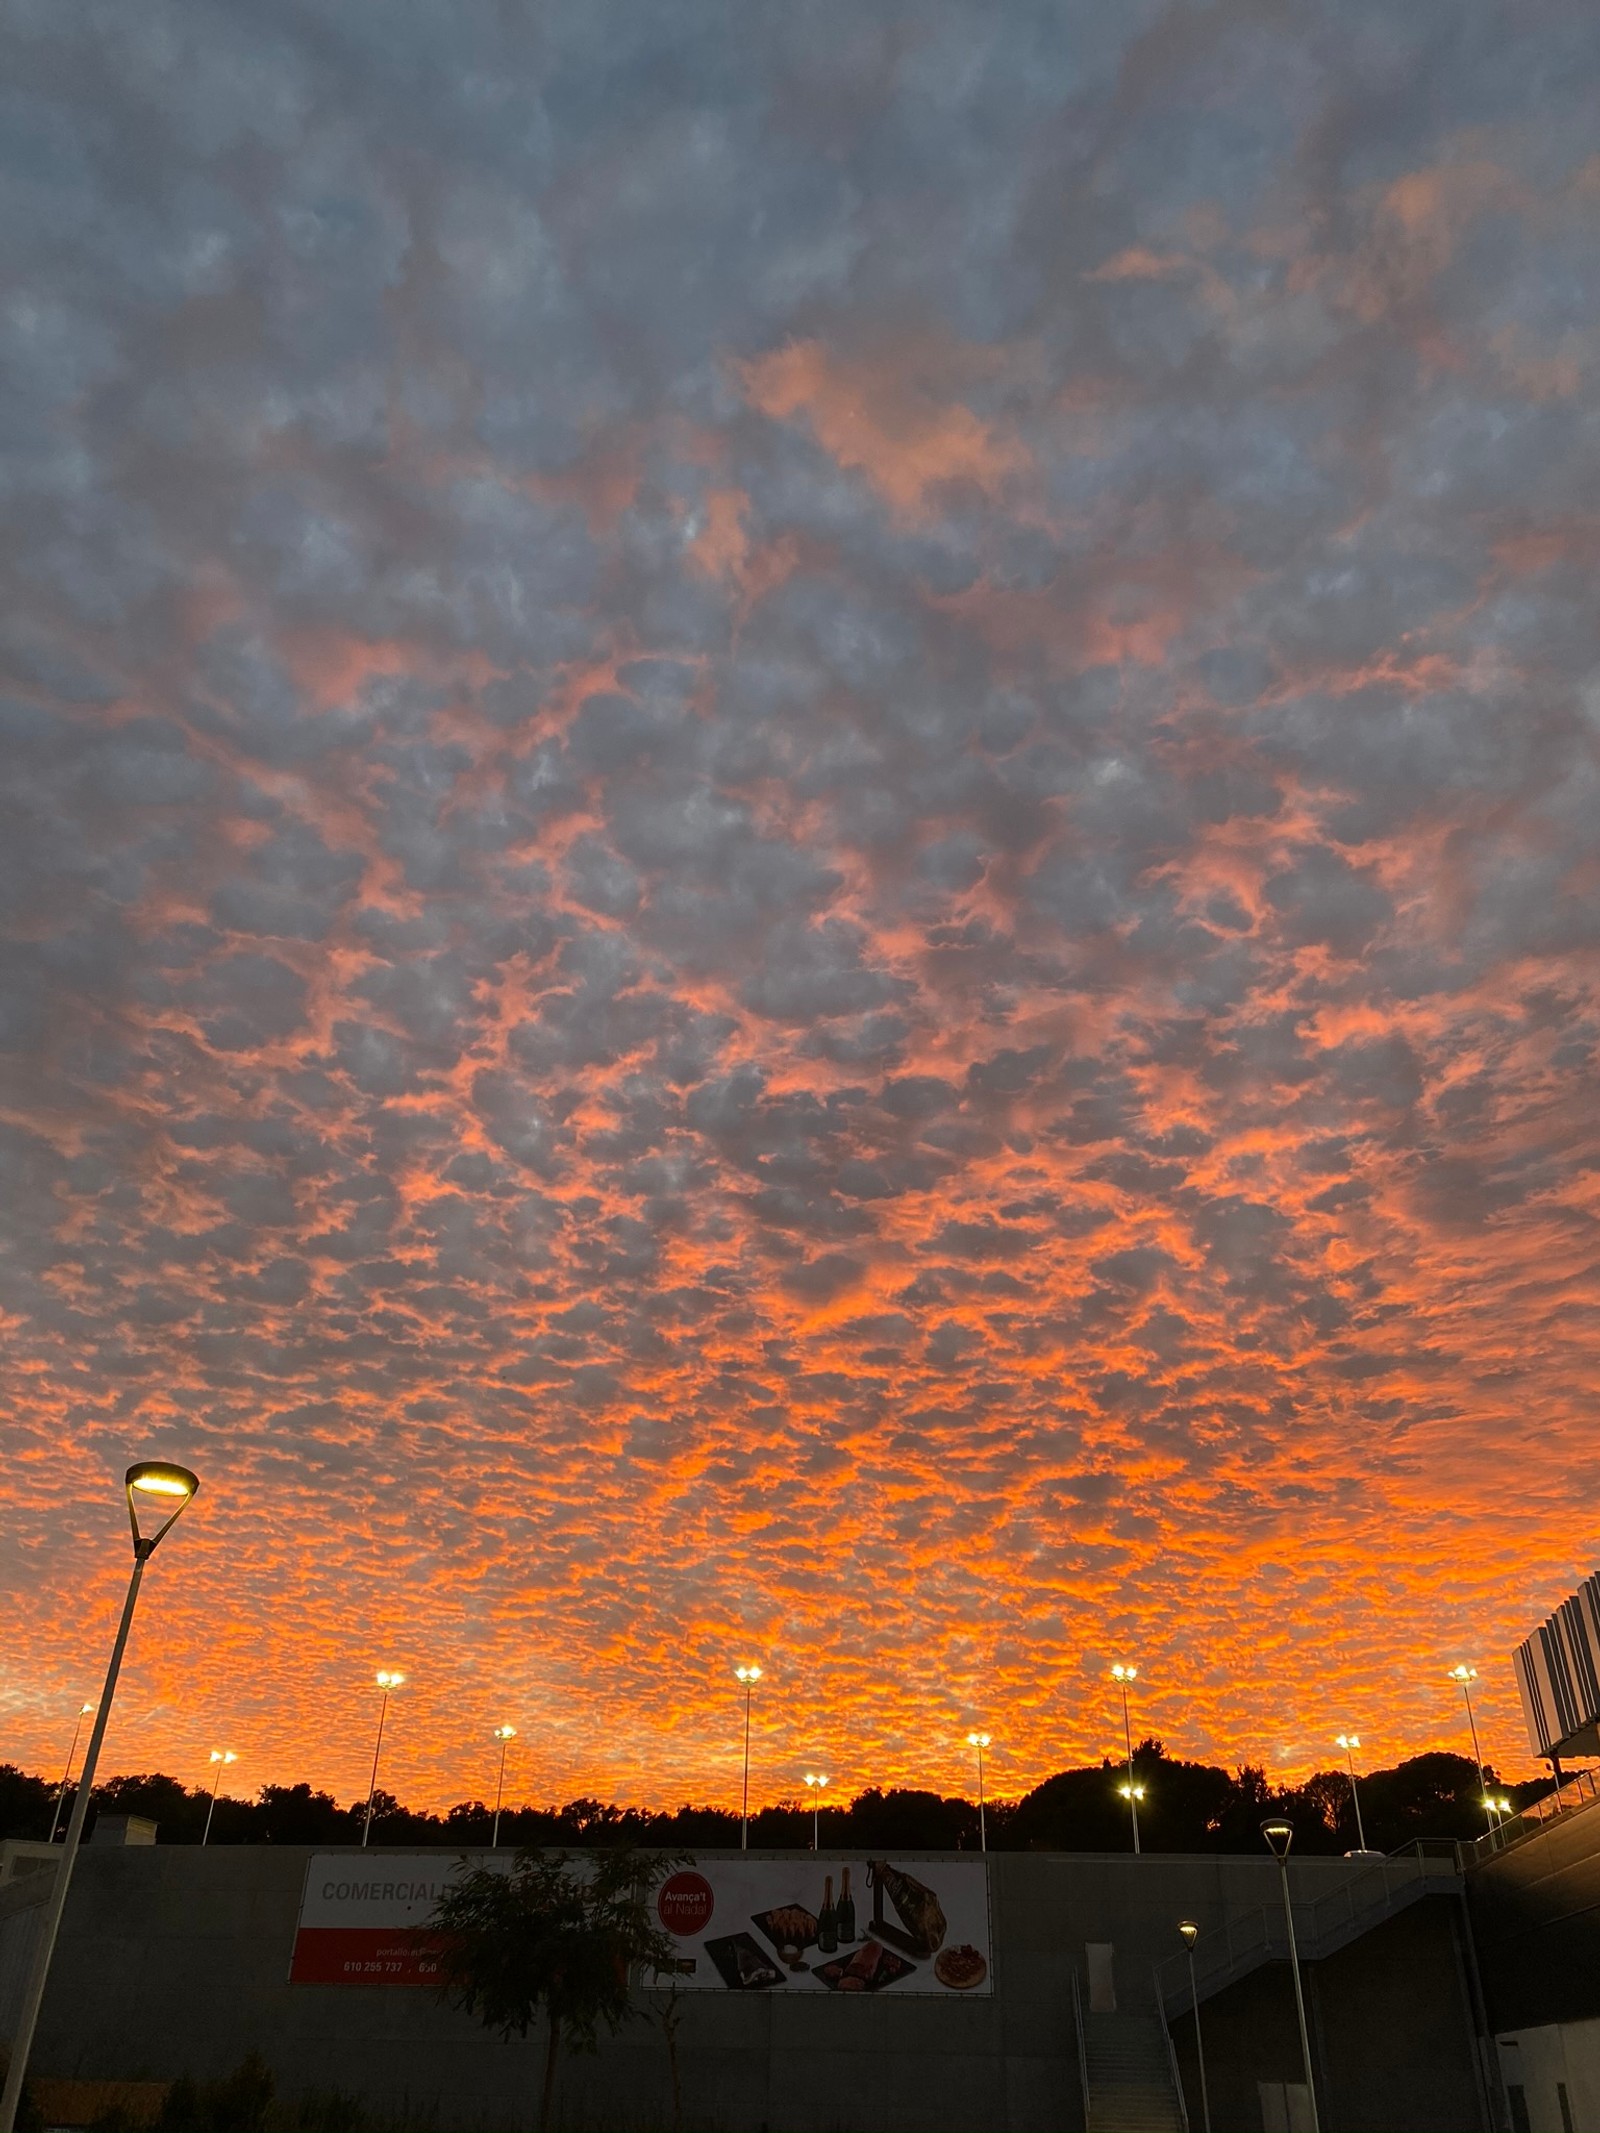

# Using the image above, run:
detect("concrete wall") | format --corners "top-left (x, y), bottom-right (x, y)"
top-left (1495, 2018), bottom-right (1600, 2133)
top-left (0, 1845), bottom-right (1485, 2133)
top-left (1168, 1898), bottom-right (1488, 2133)
top-left (1471, 1796), bottom-right (1600, 2034)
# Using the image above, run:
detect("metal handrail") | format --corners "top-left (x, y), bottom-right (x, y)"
top-left (1070, 1964), bottom-right (1092, 2131)
top-left (1463, 1766), bottom-right (1600, 1864)
top-left (1153, 1848), bottom-right (1462, 2017)
top-left (1154, 1960), bottom-right (1190, 2133)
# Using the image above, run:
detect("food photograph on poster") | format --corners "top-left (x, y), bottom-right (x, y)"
top-left (654, 1857), bottom-right (993, 1996)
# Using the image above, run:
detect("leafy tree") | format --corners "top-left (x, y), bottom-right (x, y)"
top-left (255, 1783), bottom-right (355, 1845)
top-left (0, 1764), bottom-right (55, 1842)
top-left (432, 1847), bottom-right (679, 2132)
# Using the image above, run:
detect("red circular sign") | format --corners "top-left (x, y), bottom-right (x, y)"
top-left (657, 1870), bottom-right (714, 1937)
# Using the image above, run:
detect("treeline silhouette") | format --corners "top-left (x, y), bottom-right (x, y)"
top-left (0, 1740), bottom-right (1549, 1855)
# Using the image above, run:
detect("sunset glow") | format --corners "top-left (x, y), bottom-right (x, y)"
top-left (2, 1), bottom-right (1598, 1816)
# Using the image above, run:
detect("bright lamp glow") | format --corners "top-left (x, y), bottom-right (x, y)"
top-left (1449, 1664), bottom-right (1478, 1685)
top-left (376, 1669), bottom-right (405, 1690)
top-left (1336, 1733), bottom-right (1360, 1751)
top-left (494, 1723), bottom-right (516, 1741)
top-left (209, 1749), bottom-right (238, 1766)
top-left (735, 1664), bottom-right (762, 1684)
top-left (1118, 1781), bottom-right (1146, 1800)
top-left (124, 1462), bottom-right (199, 1556)
top-left (804, 1771), bottom-right (828, 1788)
top-left (967, 1731), bottom-right (991, 1748)
top-left (1111, 1663), bottom-right (1137, 1683)
top-left (1178, 1920), bottom-right (1199, 1948)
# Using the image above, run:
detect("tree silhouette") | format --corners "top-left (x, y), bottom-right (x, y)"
top-left (432, 1846), bottom-right (679, 2132)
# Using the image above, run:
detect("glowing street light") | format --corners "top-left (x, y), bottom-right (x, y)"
top-left (491, 1725), bottom-right (517, 1849)
top-left (735, 1665), bottom-right (762, 1851)
top-left (967, 1734), bottom-right (992, 1853)
top-left (1449, 1665), bottom-right (1497, 1829)
top-left (1334, 1735), bottom-right (1370, 1853)
top-left (804, 1771), bottom-right (829, 1850)
top-left (0, 1461), bottom-right (199, 2133)
top-left (1262, 1819), bottom-right (1320, 2133)
top-left (1111, 1664), bottom-right (1142, 1854)
top-left (47, 1704), bottom-right (95, 1846)
top-left (1178, 1921), bottom-right (1211, 2133)
top-left (363, 1671), bottom-right (405, 1848)
top-left (202, 1750), bottom-right (238, 1848)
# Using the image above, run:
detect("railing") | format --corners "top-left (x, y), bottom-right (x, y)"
top-left (1154, 1847), bottom-right (1461, 2018)
top-left (1070, 1965), bottom-right (1092, 2132)
top-left (1153, 1960), bottom-right (1191, 2133)
top-left (1465, 1766), bottom-right (1600, 1863)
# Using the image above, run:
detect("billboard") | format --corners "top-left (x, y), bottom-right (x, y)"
top-left (1515, 1573), bottom-right (1600, 1760)
top-left (289, 1853), bottom-right (501, 1984)
top-left (290, 1852), bottom-right (992, 1998)
top-left (653, 1856), bottom-right (992, 1996)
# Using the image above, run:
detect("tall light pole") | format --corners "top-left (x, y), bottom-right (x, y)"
top-left (1334, 1735), bottom-right (1369, 1852)
top-left (363, 1670), bottom-right (405, 1848)
top-left (0, 1461), bottom-right (199, 2133)
top-left (47, 1705), bottom-right (95, 1845)
top-left (1111, 1664), bottom-right (1141, 1854)
top-left (491, 1725), bottom-right (516, 1848)
top-left (804, 1771), bottom-right (829, 1850)
top-left (1262, 1819), bottom-right (1320, 2133)
top-left (1178, 1921), bottom-right (1211, 2133)
top-left (734, 1666), bottom-right (762, 1849)
top-left (967, 1733), bottom-right (991, 1853)
top-left (201, 1750), bottom-right (238, 1847)
top-left (1450, 1665), bottom-right (1496, 1829)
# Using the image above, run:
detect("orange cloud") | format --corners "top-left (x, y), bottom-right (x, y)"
top-left (741, 339), bottom-right (1030, 521)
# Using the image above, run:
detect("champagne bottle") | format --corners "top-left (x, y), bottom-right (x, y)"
top-left (835, 1865), bottom-right (856, 1943)
top-left (817, 1873), bottom-right (838, 1954)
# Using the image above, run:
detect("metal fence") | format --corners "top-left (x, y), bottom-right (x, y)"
top-left (1153, 1846), bottom-right (1461, 2019)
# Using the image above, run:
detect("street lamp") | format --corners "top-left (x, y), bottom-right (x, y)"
top-left (734, 1665), bottom-right (762, 1850)
top-left (47, 1705), bottom-right (95, 1846)
top-left (1178, 1921), bottom-right (1211, 2133)
top-left (202, 1750), bottom-right (238, 1847)
top-left (1111, 1664), bottom-right (1141, 1854)
top-left (491, 1725), bottom-right (516, 1849)
top-left (967, 1734), bottom-right (991, 1853)
top-left (0, 1460), bottom-right (199, 2133)
top-left (804, 1771), bottom-right (829, 1850)
top-left (1334, 1735), bottom-right (1369, 1853)
top-left (1261, 1819), bottom-right (1320, 2133)
top-left (363, 1671), bottom-right (405, 1848)
top-left (1449, 1665), bottom-right (1496, 1830)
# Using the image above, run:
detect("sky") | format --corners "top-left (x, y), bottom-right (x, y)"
top-left (2, 0), bottom-right (1599, 1818)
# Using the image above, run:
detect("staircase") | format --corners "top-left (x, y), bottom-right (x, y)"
top-left (1080, 2009), bottom-right (1186, 2131)
top-left (1154, 1844), bottom-right (1464, 2023)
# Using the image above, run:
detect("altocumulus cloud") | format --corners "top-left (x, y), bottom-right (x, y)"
top-left (1, 0), bottom-right (1598, 1806)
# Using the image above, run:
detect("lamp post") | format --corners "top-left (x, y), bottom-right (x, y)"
top-left (967, 1733), bottom-right (991, 1853)
top-left (1450, 1665), bottom-right (1496, 1830)
top-left (1178, 1921), bottom-right (1211, 2133)
top-left (1334, 1735), bottom-right (1369, 1853)
top-left (491, 1725), bottom-right (516, 1848)
top-left (735, 1665), bottom-right (762, 1850)
top-left (804, 1771), bottom-right (829, 1850)
top-left (201, 1750), bottom-right (238, 1847)
top-left (1262, 1818), bottom-right (1320, 2133)
top-left (363, 1671), bottom-right (405, 1848)
top-left (0, 1461), bottom-right (198, 2133)
top-left (1111, 1664), bottom-right (1141, 1854)
top-left (47, 1705), bottom-right (95, 1845)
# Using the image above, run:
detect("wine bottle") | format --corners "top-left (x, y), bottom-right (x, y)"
top-left (835, 1865), bottom-right (856, 1943)
top-left (817, 1873), bottom-right (838, 1954)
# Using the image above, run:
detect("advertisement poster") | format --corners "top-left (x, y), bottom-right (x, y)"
top-left (290, 1851), bottom-right (993, 1998)
top-left (654, 1857), bottom-right (993, 1997)
top-left (289, 1852), bottom-right (503, 1984)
